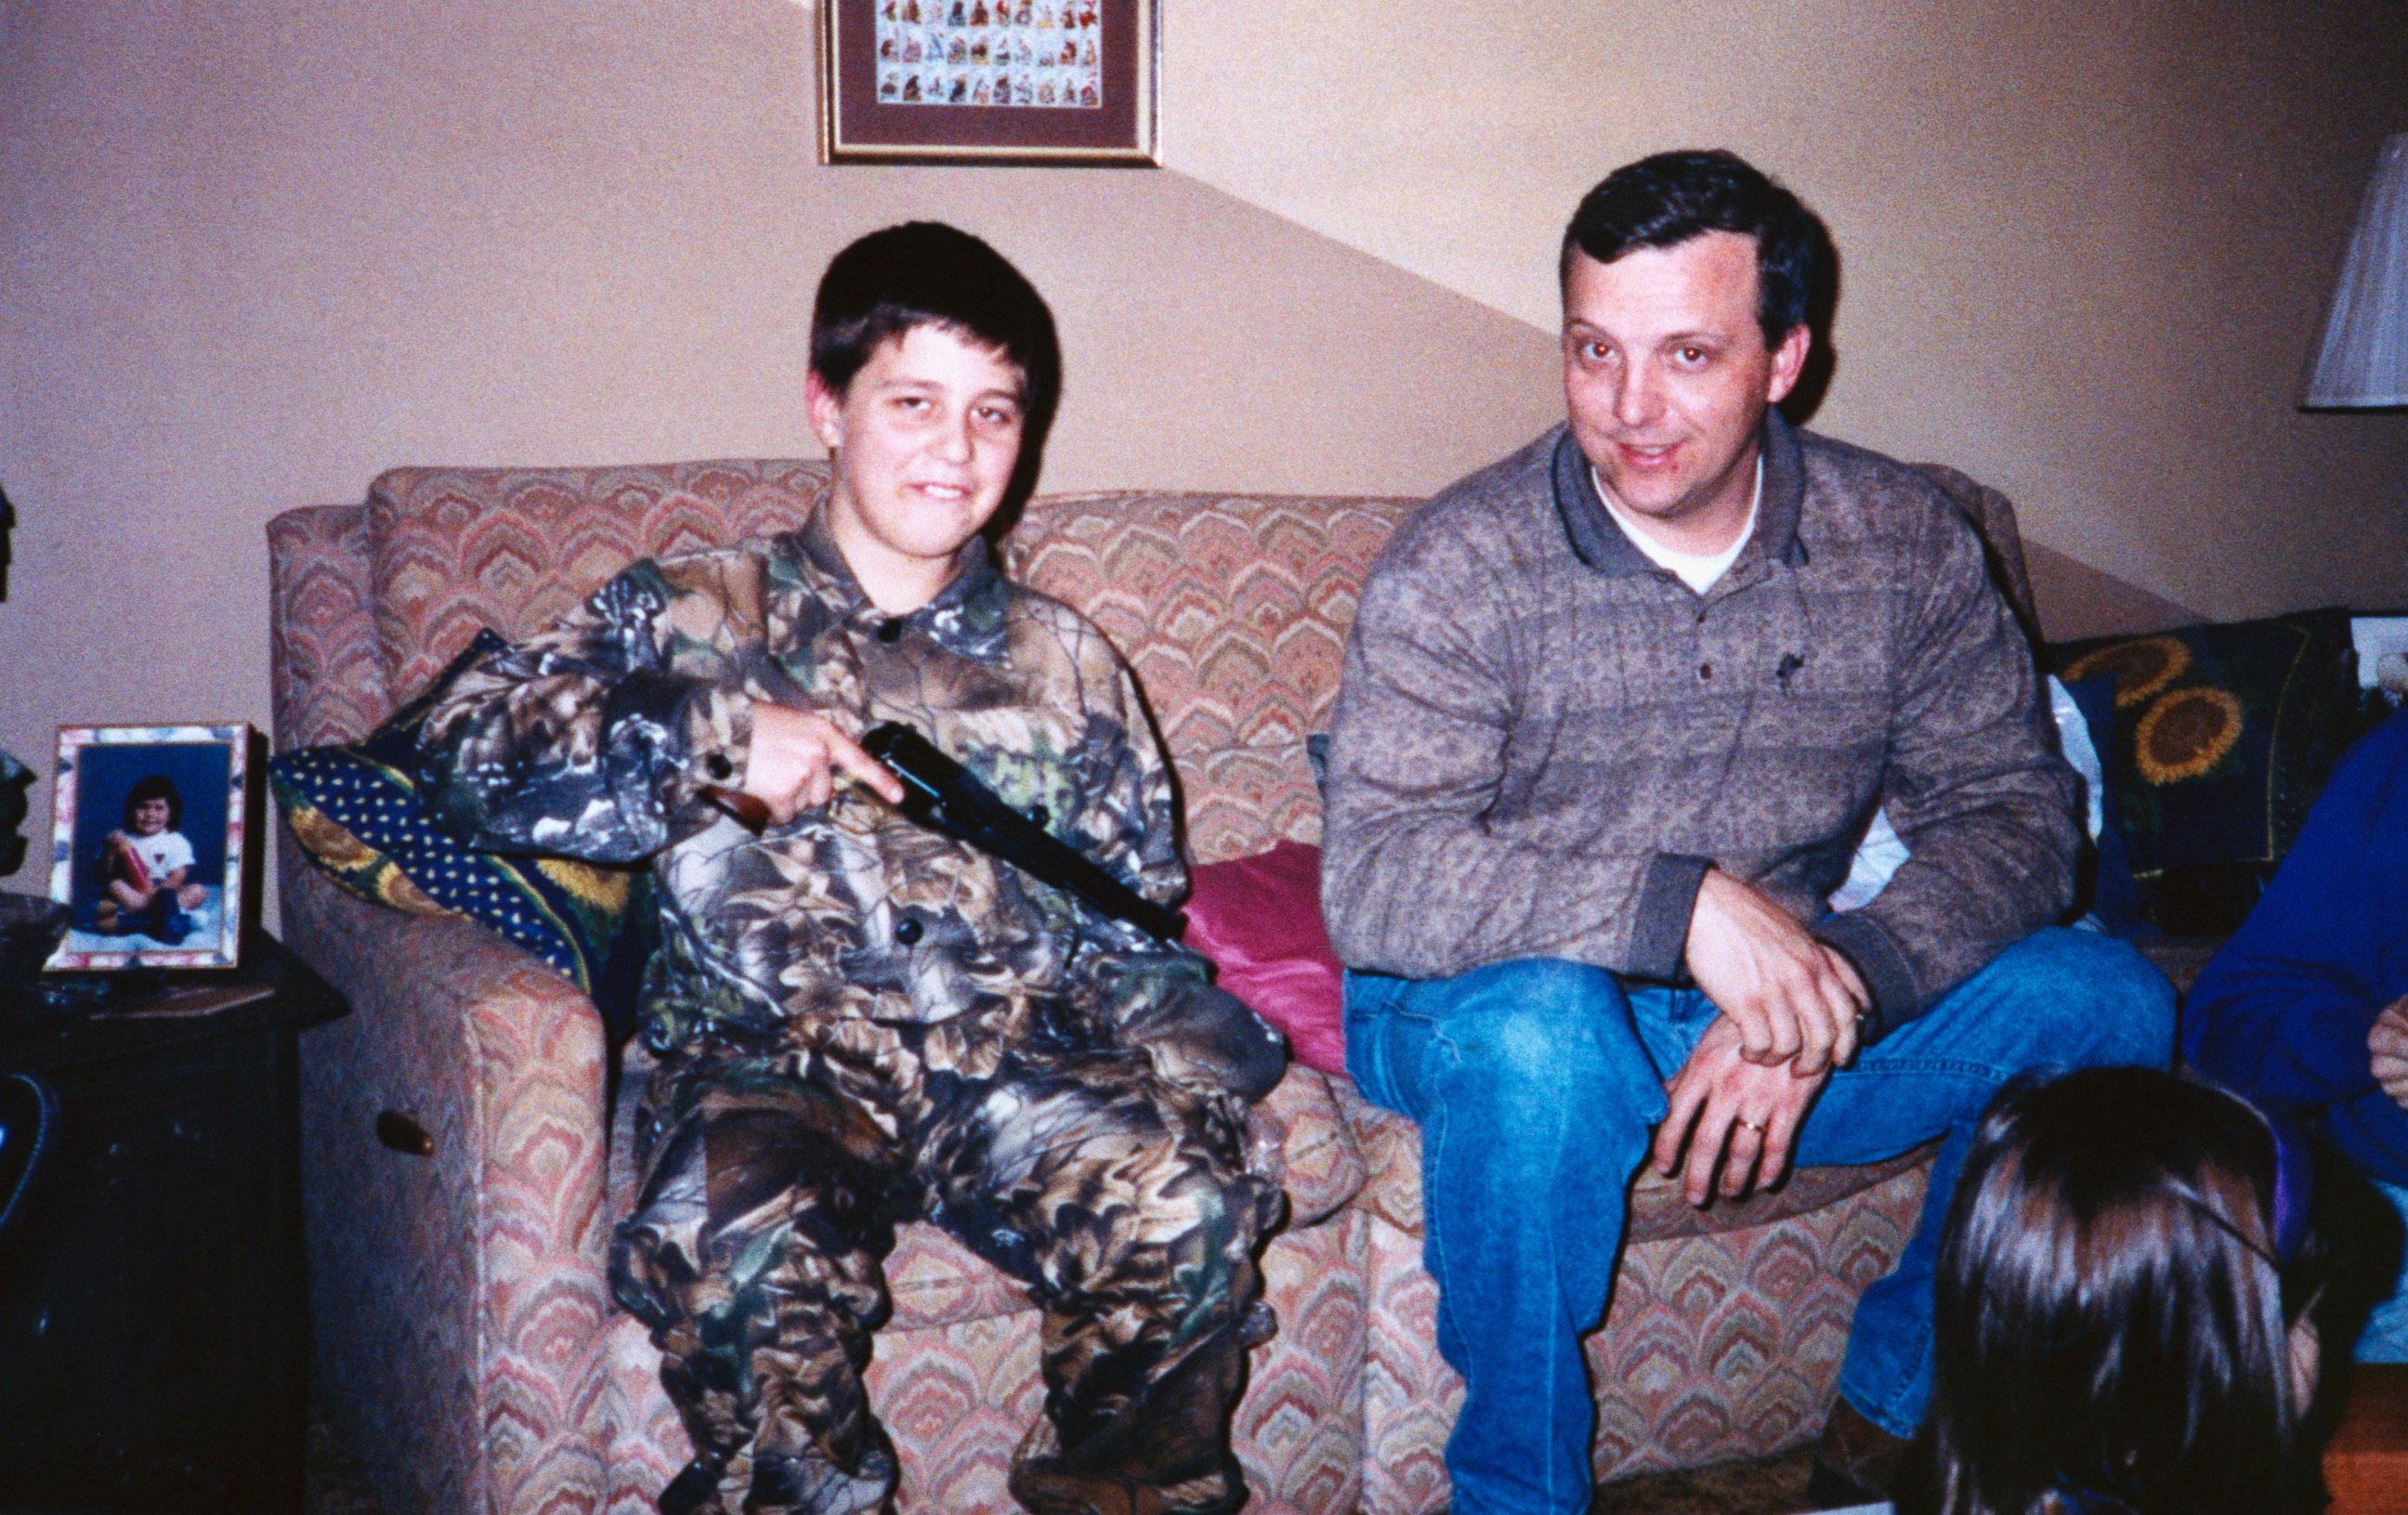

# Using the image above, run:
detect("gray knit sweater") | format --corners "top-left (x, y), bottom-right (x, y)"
top-left (1321, 413), bottom-right (2079, 1039)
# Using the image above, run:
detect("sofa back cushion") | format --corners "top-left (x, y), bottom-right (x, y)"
top-left (342, 459), bottom-right (2032, 865)
top-left (1004, 490), bottom-right (1420, 863)
top-left (366, 459), bottom-right (831, 703)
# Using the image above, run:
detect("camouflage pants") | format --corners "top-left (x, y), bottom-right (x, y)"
top-left (609, 1003), bottom-right (1285, 1515)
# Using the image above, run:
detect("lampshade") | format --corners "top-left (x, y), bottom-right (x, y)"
top-left (2303, 133), bottom-right (2408, 409)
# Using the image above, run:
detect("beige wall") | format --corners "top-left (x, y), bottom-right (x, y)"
top-left (1167, 1), bottom-right (2408, 623)
top-left (0, 0), bottom-right (1564, 887)
top-left (2, 0), bottom-right (2402, 895)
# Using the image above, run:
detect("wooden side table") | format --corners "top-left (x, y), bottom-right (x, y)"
top-left (0, 937), bottom-right (344, 1513)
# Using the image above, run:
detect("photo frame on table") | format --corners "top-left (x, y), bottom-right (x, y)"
top-left (821, 0), bottom-right (1157, 165)
top-left (46, 724), bottom-right (254, 971)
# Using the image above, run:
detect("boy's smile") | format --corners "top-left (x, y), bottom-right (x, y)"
top-left (807, 323), bottom-right (1027, 613)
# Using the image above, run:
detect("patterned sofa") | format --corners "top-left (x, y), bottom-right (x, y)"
top-left (269, 456), bottom-right (2016, 1515)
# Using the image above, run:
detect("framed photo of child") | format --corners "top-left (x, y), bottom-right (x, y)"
top-left (46, 724), bottom-right (253, 971)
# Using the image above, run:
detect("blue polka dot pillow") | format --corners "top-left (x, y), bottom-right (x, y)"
top-left (268, 631), bottom-right (652, 1011)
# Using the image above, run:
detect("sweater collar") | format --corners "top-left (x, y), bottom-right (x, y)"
top-left (1551, 411), bottom-right (1807, 580)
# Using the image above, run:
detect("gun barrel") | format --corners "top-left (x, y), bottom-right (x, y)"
top-left (862, 724), bottom-right (1186, 943)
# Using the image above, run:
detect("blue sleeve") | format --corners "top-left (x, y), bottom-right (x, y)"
top-left (2183, 709), bottom-right (2408, 1112)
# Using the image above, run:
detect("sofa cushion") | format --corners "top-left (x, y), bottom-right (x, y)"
top-left (1249, 1064), bottom-right (1369, 1225)
top-left (2052, 608), bottom-right (2361, 934)
top-left (2058, 673), bottom-right (2151, 935)
top-left (1178, 742), bottom-right (1328, 867)
top-left (366, 458), bottom-right (831, 704)
top-left (1184, 840), bottom-right (1347, 1076)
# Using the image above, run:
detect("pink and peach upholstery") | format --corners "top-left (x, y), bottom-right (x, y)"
top-left (269, 459), bottom-right (1988, 1515)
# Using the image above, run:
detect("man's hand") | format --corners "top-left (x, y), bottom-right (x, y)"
top-left (1653, 1015), bottom-right (1830, 1204)
top-left (741, 705), bottom-right (904, 825)
top-left (2369, 996), bottom-right (2408, 1112)
top-left (1685, 868), bottom-right (1868, 1075)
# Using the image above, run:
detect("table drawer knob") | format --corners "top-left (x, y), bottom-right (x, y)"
top-left (374, 1110), bottom-right (434, 1157)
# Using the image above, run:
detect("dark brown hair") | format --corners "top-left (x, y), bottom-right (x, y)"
top-left (1560, 149), bottom-right (1834, 347)
top-left (1904, 1066), bottom-right (2325, 1515)
top-left (122, 774), bottom-right (182, 832)
top-left (808, 220), bottom-right (1060, 440)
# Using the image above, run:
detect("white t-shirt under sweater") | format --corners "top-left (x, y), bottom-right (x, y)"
top-left (120, 829), bottom-right (195, 884)
top-left (1591, 456), bottom-right (1761, 594)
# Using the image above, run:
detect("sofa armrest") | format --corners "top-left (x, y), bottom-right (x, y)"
top-left (287, 860), bottom-right (617, 1515)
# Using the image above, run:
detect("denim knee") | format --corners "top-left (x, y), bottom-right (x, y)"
top-left (2004, 927), bottom-right (2177, 1070)
top-left (1423, 959), bottom-right (1660, 1140)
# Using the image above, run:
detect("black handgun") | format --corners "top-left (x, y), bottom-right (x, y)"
top-left (860, 722), bottom-right (1187, 944)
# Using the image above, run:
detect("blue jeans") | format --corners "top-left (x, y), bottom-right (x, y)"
top-left (2360, 1181), bottom-right (2408, 1363)
top-left (1343, 927), bottom-right (2175, 1515)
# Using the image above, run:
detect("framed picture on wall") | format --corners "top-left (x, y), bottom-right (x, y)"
top-left (821, 0), bottom-right (1158, 165)
top-left (46, 724), bottom-right (255, 971)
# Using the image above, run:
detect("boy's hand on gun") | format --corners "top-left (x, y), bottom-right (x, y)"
top-left (2369, 995), bottom-right (2408, 1111)
top-left (739, 705), bottom-right (905, 825)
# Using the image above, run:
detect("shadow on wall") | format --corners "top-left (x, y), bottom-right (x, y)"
top-left (1, 481), bottom-right (12, 603)
top-left (1779, 212), bottom-right (1842, 429)
top-left (0, 750), bottom-right (23, 880)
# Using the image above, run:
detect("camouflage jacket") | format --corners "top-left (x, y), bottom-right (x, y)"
top-left (419, 513), bottom-right (1211, 1065)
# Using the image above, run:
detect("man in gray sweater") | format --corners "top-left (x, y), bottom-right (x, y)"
top-left (1322, 150), bottom-right (2174, 1515)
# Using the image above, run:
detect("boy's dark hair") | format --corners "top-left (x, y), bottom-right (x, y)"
top-left (1904, 1067), bottom-right (2328, 1515)
top-left (123, 774), bottom-right (183, 831)
top-left (1561, 150), bottom-right (1831, 347)
top-left (810, 221), bottom-right (1061, 437)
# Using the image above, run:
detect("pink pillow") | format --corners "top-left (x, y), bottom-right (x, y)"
top-left (1183, 840), bottom-right (1348, 1075)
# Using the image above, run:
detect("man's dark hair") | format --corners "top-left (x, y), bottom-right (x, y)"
top-left (123, 774), bottom-right (183, 832)
top-left (1561, 150), bottom-right (1830, 347)
top-left (810, 221), bottom-right (1061, 438)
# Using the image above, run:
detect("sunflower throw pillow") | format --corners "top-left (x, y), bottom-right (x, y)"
top-left (2050, 608), bottom-right (2359, 934)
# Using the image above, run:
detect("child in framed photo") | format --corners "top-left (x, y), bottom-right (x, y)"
top-left (48, 725), bottom-right (250, 970)
top-left (95, 774), bottom-right (211, 943)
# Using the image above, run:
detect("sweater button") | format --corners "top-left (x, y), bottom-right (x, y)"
top-left (705, 752), bottom-right (735, 780)
top-left (895, 918), bottom-right (923, 946)
top-left (876, 619), bottom-right (905, 643)
top-left (1698, 662), bottom-right (1714, 681)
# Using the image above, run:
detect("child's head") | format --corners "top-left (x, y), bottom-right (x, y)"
top-left (1916, 1066), bottom-right (2325, 1515)
top-left (123, 775), bottom-right (182, 835)
top-left (804, 223), bottom-right (1060, 596)
top-left (808, 221), bottom-right (1059, 437)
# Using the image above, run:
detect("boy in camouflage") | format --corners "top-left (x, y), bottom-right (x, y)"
top-left (420, 223), bottom-right (1287, 1515)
